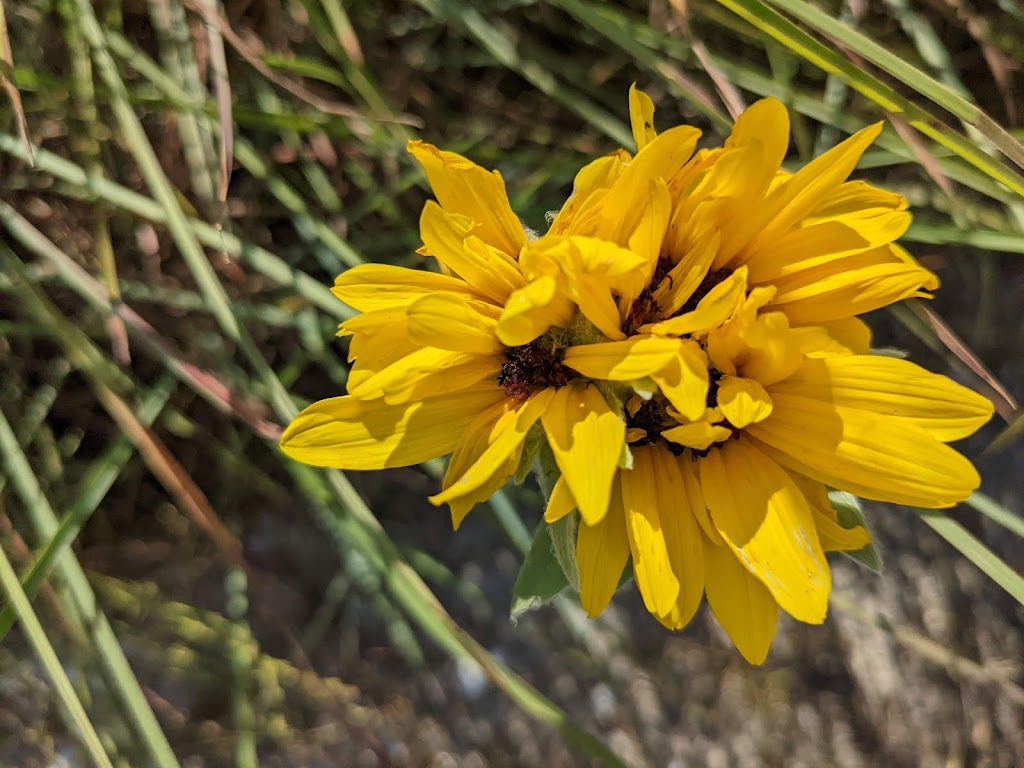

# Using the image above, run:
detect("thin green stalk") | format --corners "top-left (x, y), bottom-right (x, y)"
top-left (0, 499), bottom-right (113, 768)
top-left (0, 206), bottom-right (283, 440)
top-left (712, 0), bottom-right (1024, 198)
top-left (761, 0), bottom-right (1024, 172)
top-left (233, 135), bottom-right (364, 269)
top-left (965, 492), bottom-right (1024, 539)
top-left (57, 0), bottom-right (123, 310)
top-left (414, 0), bottom-right (633, 147)
top-left (0, 133), bottom-right (348, 319)
top-left (0, 375), bottom-right (175, 641)
top-left (0, 399), bottom-right (180, 767)
top-left (0, 248), bottom-right (181, 767)
top-left (918, 510), bottom-right (1024, 606)
top-left (904, 221), bottom-right (1024, 254)
top-left (547, 0), bottom-right (733, 131)
top-left (145, 0), bottom-right (218, 205)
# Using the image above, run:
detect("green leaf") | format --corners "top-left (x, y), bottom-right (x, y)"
top-left (829, 490), bottom-right (882, 572)
top-left (513, 425), bottom-right (545, 484)
top-left (510, 521), bottom-right (570, 622)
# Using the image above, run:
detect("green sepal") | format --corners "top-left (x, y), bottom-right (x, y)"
top-left (513, 424), bottom-right (545, 484)
top-left (510, 517), bottom-right (571, 622)
top-left (829, 489), bottom-right (882, 572)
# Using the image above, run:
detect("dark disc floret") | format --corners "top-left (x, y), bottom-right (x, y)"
top-left (498, 339), bottom-right (572, 400)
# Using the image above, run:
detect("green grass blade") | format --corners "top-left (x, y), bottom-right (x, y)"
top-left (762, 0), bottom-right (1024, 172)
top-left (918, 510), bottom-right (1024, 606)
top-left (0, 134), bottom-right (348, 319)
top-left (0, 375), bottom-right (175, 642)
top-left (965, 492), bottom-right (1024, 539)
top-left (903, 221), bottom-right (1024, 255)
top-left (0, 399), bottom-right (180, 767)
top-left (712, 0), bottom-right (1024, 198)
top-left (0, 497), bottom-right (113, 768)
top-left (414, 0), bottom-right (633, 147)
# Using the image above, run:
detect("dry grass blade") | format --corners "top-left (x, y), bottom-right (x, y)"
top-left (0, 200), bottom-right (283, 440)
top-left (200, 0), bottom-right (233, 202)
top-left (888, 111), bottom-right (956, 199)
top-left (937, 0), bottom-right (1017, 124)
top-left (0, 0), bottom-right (30, 160)
top-left (321, 0), bottom-right (365, 64)
top-left (92, 382), bottom-right (249, 574)
top-left (179, 0), bottom-right (415, 129)
top-left (669, 0), bottom-right (747, 119)
top-left (907, 299), bottom-right (1019, 422)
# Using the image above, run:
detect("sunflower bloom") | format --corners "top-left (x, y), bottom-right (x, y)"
top-left (281, 89), bottom-right (993, 663)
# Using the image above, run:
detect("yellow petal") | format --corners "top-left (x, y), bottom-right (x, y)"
top-left (716, 375), bottom-right (773, 429)
top-left (649, 447), bottom-right (704, 628)
top-left (769, 356), bottom-right (993, 442)
top-left (641, 266), bottom-right (749, 337)
top-left (696, 98), bottom-right (790, 265)
top-left (562, 335), bottom-right (682, 381)
top-left (652, 228), bottom-right (720, 318)
top-left (567, 235), bottom-right (649, 278)
top-left (726, 98), bottom-right (790, 166)
top-left (700, 439), bottom-right (830, 623)
top-left (598, 125), bottom-right (702, 246)
top-left (568, 275), bottom-right (627, 341)
top-left (558, 237), bottom-right (648, 341)
top-left (407, 294), bottom-right (504, 354)
top-left (497, 275), bottom-right (575, 346)
top-left (805, 179), bottom-right (908, 223)
top-left (344, 316), bottom-right (417, 391)
top-left (333, 264), bottom-right (485, 313)
top-left (280, 386), bottom-right (506, 469)
top-left (649, 341), bottom-right (710, 422)
top-left (419, 201), bottom-right (524, 303)
top-left (620, 447), bottom-right (681, 617)
top-left (629, 83), bottom-right (657, 151)
top-left (737, 122), bottom-right (885, 261)
top-left (820, 316), bottom-right (872, 354)
top-left (703, 540), bottom-right (778, 665)
top-left (745, 212), bottom-right (911, 284)
top-left (544, 474), bottom-right (577, 523)
top-left (708, 308), bottom-right (803, 387)
top-left (431, 388), bottom-right (555, 510)
top-left (347, 345), bottom-right (472, 400)
top-left (680, 454), bottom-right (723, 546)
top-left (789, 473), bottom-right (871, 553)
top-left (576, 482), bottom-right (630, 617)
top-left (621, 180), bottom-right (672, 313)
top-left (441, 398), bottom-right (518, 528)
top-left (541, 384), bottom-right (626, 526)
top-left (790, 325), bottom-right (858, 357)
top-left (381, 355), bottom-right (502, 405)
top-left (549, 152), bottom-right (628, 236)
top-left (408, 140), bottom-right (527, 257)
top-left (661, 421), bottom-right (732, 450)
top-left (765, 244), bottom-right (940, 324)
top-left (747, 393), bottom-right (982, 508)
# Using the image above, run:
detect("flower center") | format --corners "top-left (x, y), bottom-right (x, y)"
top-left (625, 397), bottom-right (676, 449)
top-left (498, 339), bottom-right (572, 400)
top-left (624, 288), bottom-right (661, 333)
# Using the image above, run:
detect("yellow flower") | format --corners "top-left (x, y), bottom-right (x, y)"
top-left (280, 89), bottom-right (993, 663)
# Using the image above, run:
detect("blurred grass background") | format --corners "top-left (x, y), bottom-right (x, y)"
top-left (1, 0), bottom-right (1024, 765)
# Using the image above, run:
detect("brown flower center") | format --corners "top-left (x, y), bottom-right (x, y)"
top-left (498, 339), bottom-right (572, 400)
